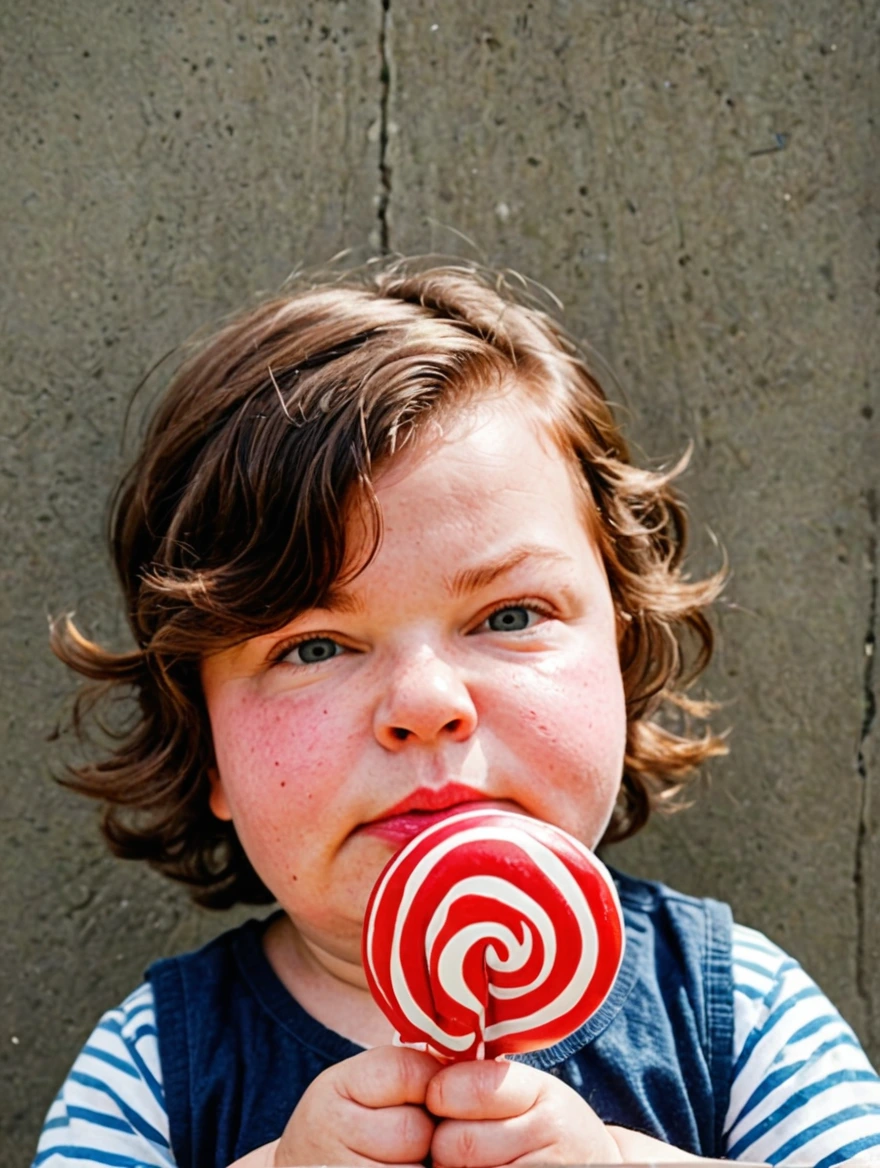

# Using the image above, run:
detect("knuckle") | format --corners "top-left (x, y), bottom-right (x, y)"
top-left (428, 1060), bottom-right (501, 1117)
top-left (394, 1047), bottom-right (431, 1102)
top-left (426, 1068), bottom-right (453, 1115)
top-left (457, 1124), bottom-right (482, 1166)
top-left (396, 1104), bottom-right (432, 1155)
top-left (395, 1046), bottom-right (421, 1088)
top-left (433, 1119), bottom-right (483, 1168)
top-left (341, 1049), bottom-right (394, 1106)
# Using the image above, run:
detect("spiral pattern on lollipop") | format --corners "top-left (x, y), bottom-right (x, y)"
top-left (362, 809), bottom-right (625, 1062)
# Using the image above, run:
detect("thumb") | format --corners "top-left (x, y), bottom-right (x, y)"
top-left (336, 1045), bottom-right (441, 1109)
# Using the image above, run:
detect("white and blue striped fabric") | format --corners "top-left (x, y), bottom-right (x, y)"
top-left (723, 926), bottom-right (880, 1165)
top-left (34, 925), bottom-right (880, 1166)
top-left (34, 982), bottom-right (174, 1167)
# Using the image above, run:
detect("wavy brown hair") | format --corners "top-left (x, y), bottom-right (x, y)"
top-left (52, 260), bottom-right (727, 908)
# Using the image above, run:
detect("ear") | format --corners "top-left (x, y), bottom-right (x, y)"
top-left (207, 765), bottom-right (233, 821)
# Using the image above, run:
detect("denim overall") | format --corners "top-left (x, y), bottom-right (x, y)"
top-left (149, 869), bottom-right (733, 1168)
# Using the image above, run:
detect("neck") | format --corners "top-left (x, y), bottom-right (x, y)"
top-left (262, 914), bottom-right (396, 1049)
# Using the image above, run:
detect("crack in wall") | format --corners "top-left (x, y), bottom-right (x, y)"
top-left (856, 486), bottom-right (878, 1040)
top-left (377, 0), bottom-right (391, 254)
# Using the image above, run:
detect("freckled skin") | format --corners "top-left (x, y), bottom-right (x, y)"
top-left (201, 400), bottom-right (627, 1039)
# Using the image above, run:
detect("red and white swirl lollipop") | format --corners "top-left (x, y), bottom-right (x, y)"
top-left (362, 809), bottom-right (625, 1062)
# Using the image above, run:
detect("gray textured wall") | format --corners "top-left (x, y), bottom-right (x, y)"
top-left (2, 1), bottom-right (877, 1161)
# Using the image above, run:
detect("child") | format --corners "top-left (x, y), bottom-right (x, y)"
top-left (36, 262), bottom-right (880, 1167)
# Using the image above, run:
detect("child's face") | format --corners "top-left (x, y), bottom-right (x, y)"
top-left (202, 394), bottom-right (626, 977)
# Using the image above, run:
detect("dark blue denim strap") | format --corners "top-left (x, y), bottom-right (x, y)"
top-left (702, 895), bottom-right (735, 1153)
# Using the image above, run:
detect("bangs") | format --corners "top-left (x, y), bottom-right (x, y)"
top-left (124, 316), bottom-right (515, 656)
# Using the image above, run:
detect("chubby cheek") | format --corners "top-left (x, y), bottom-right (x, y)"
top-left (208, 687), bottom-right (355, 861)
top-left (491, 649), bottom-right (626, 844)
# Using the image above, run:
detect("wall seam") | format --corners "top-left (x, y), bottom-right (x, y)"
top-left (377, 0), bottom-right (391, 254)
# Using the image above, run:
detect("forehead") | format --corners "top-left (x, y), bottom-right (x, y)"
top-left (340, 397), bottom-right (601, 584)
top-left (283, 401), bottom-right (607, 633)
top-left (370, 391), bottom-right (596, 534)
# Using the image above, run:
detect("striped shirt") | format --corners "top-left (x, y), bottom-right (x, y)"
top-left (34, 925), bottom-right (880, 1166)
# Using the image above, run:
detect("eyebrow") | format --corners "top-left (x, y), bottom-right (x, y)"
top-left (320, 586), bottom-right (368, 615)
top-left (446, 545), bottom-right (574, 598)
top-left (319, 544), bottom-right (574, 616)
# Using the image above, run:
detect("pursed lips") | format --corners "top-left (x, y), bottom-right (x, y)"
top-left (359, 783), bottom-right (517, 845)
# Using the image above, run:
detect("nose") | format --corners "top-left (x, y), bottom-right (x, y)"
top-left (374, 646), bottom-right (478, 750)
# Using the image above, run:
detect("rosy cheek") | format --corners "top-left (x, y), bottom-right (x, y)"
top-left (504, 656), bottom-right (626, 784)
top-left (210, 690), bottom-right (346, 814)
top-left (519, 654), bottom-right (624, 726)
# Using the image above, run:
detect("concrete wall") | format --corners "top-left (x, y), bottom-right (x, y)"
top-left (2, 1), bottom-right (876, 1160)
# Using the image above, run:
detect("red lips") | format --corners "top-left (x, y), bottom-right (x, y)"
top-left (379, 782), bottom-right (493, 819)
top-left (362, 783), bottom-right (501, 845)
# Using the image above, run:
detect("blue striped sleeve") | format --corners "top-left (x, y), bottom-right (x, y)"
top-left (34, 1148), bottom-right (165, 1168)
top-left (726, 924), bottom-right (880, 1164)
top-left (32, 983), bottom-right (175, 1168)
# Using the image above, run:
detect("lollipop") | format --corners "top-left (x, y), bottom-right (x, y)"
top-left (362, 809), bottom-right (625, 1062)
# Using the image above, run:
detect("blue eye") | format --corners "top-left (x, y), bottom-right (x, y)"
top-left (487, 606), bottom-right (535, 632)
top-left (289, 637), bottom-right (342, 665)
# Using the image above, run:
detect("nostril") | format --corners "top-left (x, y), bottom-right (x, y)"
top-left (444, 719), bottom-right (461, 734)
top-left (391, 727), bottom-right (410, 741)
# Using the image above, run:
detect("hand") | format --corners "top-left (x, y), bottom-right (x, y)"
top-left (272, 1045), bottom-right (439, 1166)
top-left (427, 1058), bottom-right (701, 1166)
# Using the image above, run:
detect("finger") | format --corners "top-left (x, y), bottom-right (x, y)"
top-left (432, 1113), bottom-right (545, 1168)
top-left (427, 1058), bottom-right (544, 1120)
top-left (336, 1045), bottom-right (440, 1109)
top-left (343, 1102), bottom-right (435, 1165)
